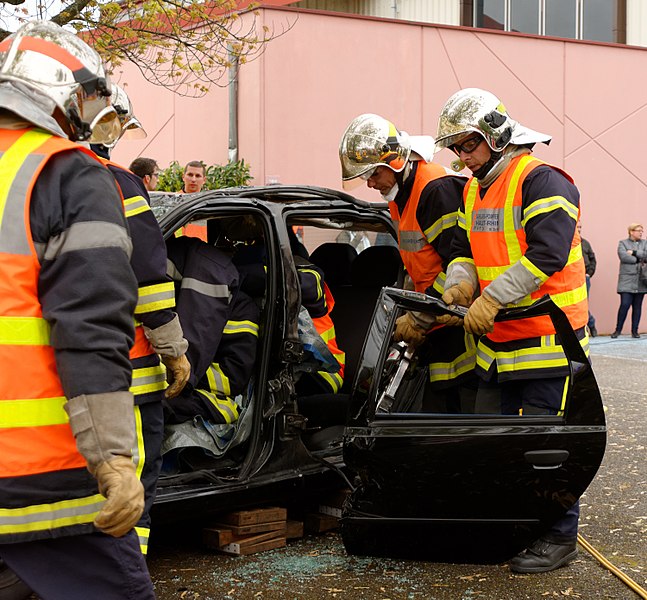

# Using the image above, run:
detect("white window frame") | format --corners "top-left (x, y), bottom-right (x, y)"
top-left (475, 0), bottom-right (604, 41)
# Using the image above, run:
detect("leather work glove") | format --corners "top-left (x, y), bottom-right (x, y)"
top-left (394, 312), bottom-right (427, 350)
top-left (437, 280), bottom-right (475, 326)
top-left (162, 353), bottom-right (191, 399)
top-left (463, 292), bottom-right (503, 336)
top-left (93, 456), bottom-right (145, 537)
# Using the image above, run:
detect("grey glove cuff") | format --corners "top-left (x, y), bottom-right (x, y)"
top-left (409, 310), bottom-right (437, 330)
top-left (65, 392), bottom-right (136, 474)
top-left (144, 314), bottom-right (189, 357)
top-left (445, 262), bottom-right (479, 294)
top-left (486, 261), bottom-right (541, 305)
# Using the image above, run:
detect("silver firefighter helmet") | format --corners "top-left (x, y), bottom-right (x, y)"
top-left (435, 88), bottom-right (551, 152)
top-left (0, 20), bottom-right (121, 144)
top-left (339, 113), bottom-right (411, 190)
top-left (106, 83), bottom-right (146, 148)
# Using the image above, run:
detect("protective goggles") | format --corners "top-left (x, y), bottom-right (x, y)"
top-left (449, 135), bottom-right (484, 155)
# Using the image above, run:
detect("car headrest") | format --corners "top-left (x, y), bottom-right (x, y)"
top-left (309, 243), bottom-right (358, 287)
top-left (233, 244), bottom-right (267, 297)
top-left (352, 245), bottom-right (402, 287)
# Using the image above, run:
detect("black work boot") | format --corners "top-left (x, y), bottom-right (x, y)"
top-left (510, 538), bottom-right (578, 574)
top-left (610, 330), bottom-right (620, 339)
top-left (589, 326), bottom-right (598, 337)
top-left (632, 331), bottom-right (640, 339)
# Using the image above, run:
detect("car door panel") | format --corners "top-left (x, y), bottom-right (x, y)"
top-left (342, 290), bottom-right (606, 562)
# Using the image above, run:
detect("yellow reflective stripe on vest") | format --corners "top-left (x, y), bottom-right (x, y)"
top-left (476, 334), bottom-right (589, 374)
top-left (130, 365), bottom-right (167, 396)
top-left (0, 130), bottom-right (51, 227)
top-left (504, 156), bottom-right (535, 264)
top-left (0, 316), bottom-right (50, 345)
top-left (0, 493), bottom-right (105, 534)
top-left (135, 281), bottom-right (176, 314)
top-left (123, 196), bottom-right (151, 219)
top-left (463, 181), bottom-right (479, 240)
top-left (428, 332), bottom-right (476, 382)
top-left (0, 396), bottom-right (68, 428)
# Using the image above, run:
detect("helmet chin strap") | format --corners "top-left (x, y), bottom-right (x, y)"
top-left (472, 150), bottom-right (502, 181)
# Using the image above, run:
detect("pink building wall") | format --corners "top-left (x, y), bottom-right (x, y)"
top-left (112, 7), bottom-right (647, 335)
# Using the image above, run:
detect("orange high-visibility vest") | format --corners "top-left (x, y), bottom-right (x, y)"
top-left (389, 162), bottom-right (457, 294)
top-left (312, 283), bottom-right (345, 392)
top-left (464, 155), bottom-right (587, 342)
top-left (0, 129), bottom-right (108, 541)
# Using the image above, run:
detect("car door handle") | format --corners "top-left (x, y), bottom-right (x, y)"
top-left (524, 450), bottom-right (570, 470)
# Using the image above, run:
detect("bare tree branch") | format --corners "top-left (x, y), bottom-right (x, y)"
top-left (0, 0), bottom-right (294, 96)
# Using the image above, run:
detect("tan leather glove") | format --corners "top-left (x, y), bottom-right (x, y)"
top-left (93, 456), bottom-right (145, 537)
top-left (161, 353), bottom-right (191, 399)
top-left (463, 292), bottom-right (502, 335)
top-left (394, 313), bottom-right (427, 349)
top-left (437, 280), bottom-right (475, 326)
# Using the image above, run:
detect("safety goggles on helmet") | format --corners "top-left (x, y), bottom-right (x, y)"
top-left (339, 113), bottom-right (411, 191)
top-left (448, 135), bottom-right (485, 156)
top-left (0, 20), bottom-right (121, 144)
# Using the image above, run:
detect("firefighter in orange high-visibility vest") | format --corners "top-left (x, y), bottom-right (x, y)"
top-left (0, 20), bottom-right (155, 599)
top-left (339, 113), bottom-right (477, 413)
top-left (434, 87), bottom-right (588, 574)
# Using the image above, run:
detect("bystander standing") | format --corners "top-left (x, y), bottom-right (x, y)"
top-left (578, 222), bottom-right (597, 336)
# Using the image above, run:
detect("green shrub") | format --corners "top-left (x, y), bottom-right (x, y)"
top-left (156, 159), bottom-right (253, 192)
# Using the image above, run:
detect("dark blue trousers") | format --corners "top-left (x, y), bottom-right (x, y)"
top-left (0, 530), bottom-right (155, 600)
top-left (475, 376), bottom-right (579, 539)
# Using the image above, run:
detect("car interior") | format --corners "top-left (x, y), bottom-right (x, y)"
top-left (157, 210), bottom-right (403, 480)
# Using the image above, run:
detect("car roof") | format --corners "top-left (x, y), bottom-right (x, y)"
top-left (150, 185), bottom-right (389, 222)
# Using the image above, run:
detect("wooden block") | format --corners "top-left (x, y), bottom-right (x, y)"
top-left (286, 520), bottom-right (304, 539)
top-left (211, 519), bottom-right (286, 536)
top-left (203, 527), bottom-right (233, 549)
top-left (220, 507), bottom-right (287, 527)
top-left (220, 536), bottom-right (286, 556)
top-left (304, 512), bottom-right (339, 533)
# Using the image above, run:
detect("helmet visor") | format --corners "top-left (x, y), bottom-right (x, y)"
top-left (88, 106), bottom-right (122, 145)
top-left (340, 132), bottom-right (409, 182)
top-left (120, 116), bottom-right (147, 140)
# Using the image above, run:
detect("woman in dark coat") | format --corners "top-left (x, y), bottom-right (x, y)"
top-left (612, 223), bottom-right (647, 338)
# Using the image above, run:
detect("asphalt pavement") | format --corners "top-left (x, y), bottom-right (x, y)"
top-left (147, 334), bottom-right (647, 600)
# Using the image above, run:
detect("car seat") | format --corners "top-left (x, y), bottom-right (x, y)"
top-left (332, 245), bottom-right (403, 393)
top-left (309, 243), bottom-right (357, 290)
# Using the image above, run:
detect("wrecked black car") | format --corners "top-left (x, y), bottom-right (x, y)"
top-left (149, 184), bottom-right (606, 565)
